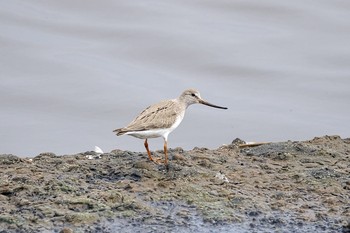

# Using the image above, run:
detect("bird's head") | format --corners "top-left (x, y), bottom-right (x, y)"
top-left (179, 89), bottom-right (228, 109)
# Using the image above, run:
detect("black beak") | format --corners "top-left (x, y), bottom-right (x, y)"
top-left (199, 99), bottom-right (228, 109)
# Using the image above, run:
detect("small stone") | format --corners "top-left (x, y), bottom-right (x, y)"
top-left (231, 138), bottom-right (246, 146)
top-left (60, 227), bottom-right (73, 233)
top-left (173, 154), bottom-right (185, 161)
top-left (134, 161), bottom-right (152, 170)
top-left (198, 159), bottom-right (212, 168)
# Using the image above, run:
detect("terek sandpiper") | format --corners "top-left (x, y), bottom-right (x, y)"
top-left (113, 89), bottom-right (227, 165)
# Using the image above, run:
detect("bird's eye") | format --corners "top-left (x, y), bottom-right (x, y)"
top-left (191, 93), bottom-right (196, 97)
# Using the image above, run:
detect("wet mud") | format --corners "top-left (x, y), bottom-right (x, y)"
top-left (1, 135), bottom-right (349, 232)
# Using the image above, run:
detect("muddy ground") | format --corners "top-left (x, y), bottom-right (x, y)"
top-left (0, 135), bottom-right (349, 233)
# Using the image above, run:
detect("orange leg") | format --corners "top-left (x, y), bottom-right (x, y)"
top-left (144, 139), bottom-right (162, 164)
top-left (164, 140), bottom-right (168, 166)
top-left (144, 139), bottom-right (154, 162)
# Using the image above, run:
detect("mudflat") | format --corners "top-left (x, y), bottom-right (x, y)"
top-left (0, 135), bottom-right (349, 233)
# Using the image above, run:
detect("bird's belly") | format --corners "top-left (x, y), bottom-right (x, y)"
top-left (125, 112), bottom-right (184, 140)
top-left (126, 128), bottom-right (171, 139)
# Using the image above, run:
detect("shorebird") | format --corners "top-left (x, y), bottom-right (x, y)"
top-left (113, 89), bottom-right (227, 166)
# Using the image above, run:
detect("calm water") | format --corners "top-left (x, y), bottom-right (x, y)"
top-left (1, 0), bottom-right (350, 157)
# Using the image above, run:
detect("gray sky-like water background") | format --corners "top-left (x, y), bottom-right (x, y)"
top-left (1, 0), bottom-right (350, 157)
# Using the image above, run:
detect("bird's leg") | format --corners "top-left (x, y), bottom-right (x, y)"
top-left (164, 140), bottom-right (168, 166)
top-left (144, 139), bottom-right (162, 164)
top-left (163, 139), bottom-right (171, 171)
top-left (144, 139), bottom-right (154, 162)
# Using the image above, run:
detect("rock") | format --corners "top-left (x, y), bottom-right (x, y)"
top-left (173, 153), bottom-right (185, 161)
top-left (59, 227), bottom-right (73, 233)
top-left (342, 221), bottom-right (350, 233)
top-left (65, 212), bottom-right (98, 224)
top-left (33, 152), bottom-right (58, 160)
top-left (0, 135), bottom-right (349, 232)
top-left (227, 138), bottom-right (246, 149)
top-left (133, 161), bottom-right (152, 170)
top-left (0, 215), bottom-right (16, 224)
top-left (310, 168), bottom-right (341, 179)
top-left (0, 154), bottom-right (23, 165)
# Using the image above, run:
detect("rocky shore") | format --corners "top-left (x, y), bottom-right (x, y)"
top-left (1, 135), bottom-right (349, 233)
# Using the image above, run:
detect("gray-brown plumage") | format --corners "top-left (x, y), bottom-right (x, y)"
top-left (114, 100), bottom-right (184, 136)
top-left (113, 89), bottom-right (227, 166)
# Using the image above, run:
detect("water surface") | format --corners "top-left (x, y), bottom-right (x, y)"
top-left (1, 0), bottom-right (349, 156)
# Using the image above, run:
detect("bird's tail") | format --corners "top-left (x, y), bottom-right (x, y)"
top-left (113, 128), bottom-right (126, 136)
